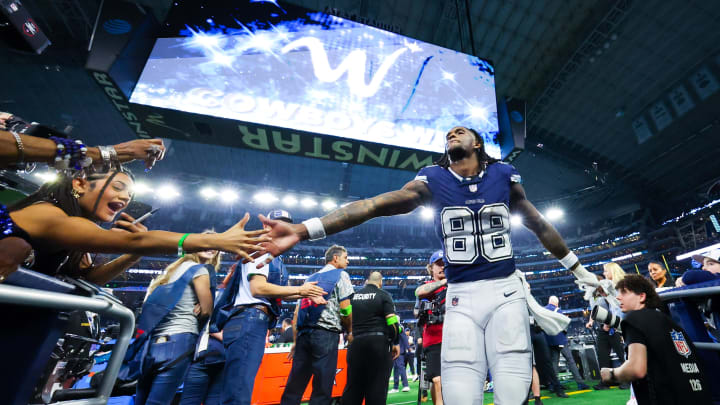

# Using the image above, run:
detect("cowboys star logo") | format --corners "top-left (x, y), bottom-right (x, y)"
top-left (23, 19), bottom-right (38, 37)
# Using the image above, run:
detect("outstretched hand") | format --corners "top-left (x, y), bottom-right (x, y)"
top-left (253, 214), bottom-right (303, 268)
top-left (220, 213), bottom-right (271, 261)
top-left (112, 138), bottom-right (166, 170)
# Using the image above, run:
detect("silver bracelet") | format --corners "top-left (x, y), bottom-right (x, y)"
top-left (98, 145), bottom-right (118, 170)
top-left (10, 131), bottom-right (25, 166)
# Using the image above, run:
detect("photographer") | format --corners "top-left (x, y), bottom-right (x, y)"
top-left (414, 250), bottom-right (446, 405)
top-left (600, 275), bottom-right (711, 405)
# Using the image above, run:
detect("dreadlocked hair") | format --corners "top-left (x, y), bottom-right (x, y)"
top-left (434, 127), bottom-right (498, 171)
top-left (145, 231), bottom-right (222, 299)
top-left (9, 166), bottom-right (134, 277)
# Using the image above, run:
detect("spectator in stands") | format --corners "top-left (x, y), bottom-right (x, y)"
top-left (6, 169), bottom-right (268, 280)
top-left (647, 261), bottom-right (673, 288)
top-left (135, 244), bottom-right (221, 405)
top-left (544, 296), bottom-right (589, 390)
top-left (600, 275), bottom-right (712, 404)
top-left (676, 249), bottom-right (720, 287)
top-left (278, 318), bottom-right (294, 343)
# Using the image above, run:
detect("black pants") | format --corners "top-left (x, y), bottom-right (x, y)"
top-left (281, 329), bottom-right (339, 405)
top-left (595, 329), bottom-right (625, 369)
top-left (404, 352), bottom-right (415, 375)
top-left (341, 335), bottom-right (392, 405)
top-left (531, 329), bottom-right (562, 391)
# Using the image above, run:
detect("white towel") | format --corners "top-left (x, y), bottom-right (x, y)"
top-left (515, 270), bottom-right (571, 336)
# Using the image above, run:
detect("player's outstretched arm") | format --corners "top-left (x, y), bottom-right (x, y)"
top-left (510, 183), bottom-right (599, 287)
top-left (320, 180), bottom-right (431, 236)
top-left (257, 180), bottom-right (431, 260)
top-left (509, 183), bottom-right (570, 259)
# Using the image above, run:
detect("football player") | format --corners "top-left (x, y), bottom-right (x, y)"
top-left (257, 126), bottom-right (598, 404)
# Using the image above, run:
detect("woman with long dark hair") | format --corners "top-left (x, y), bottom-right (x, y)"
top-left (5, 168), bottom-right (267, 281)
top-left (135, 244), bottom-right (222, 405)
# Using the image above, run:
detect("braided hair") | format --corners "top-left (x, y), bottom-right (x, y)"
top-left (434, 127), bottom-right (498, 171)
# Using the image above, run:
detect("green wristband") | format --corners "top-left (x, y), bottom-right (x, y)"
top-left (178, 233), bottom-right (190, 257)
top-left (386, 315), bottom-right (399, 326)
top-left (340, 304), bottom-right (352, 316)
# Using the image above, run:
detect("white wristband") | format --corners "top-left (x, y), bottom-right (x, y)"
top-left (559, 252), bottom-right (579, 269)
top-left (302, 217), bottom-right (326, 241)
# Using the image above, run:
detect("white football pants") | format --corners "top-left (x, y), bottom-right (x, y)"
top-left (441, 273), bottom-right (532, 404)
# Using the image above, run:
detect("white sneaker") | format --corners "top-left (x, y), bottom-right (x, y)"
top-left (389, 389), bottom-right (399, 394)
top-left (402, 386), bottom-right (411, 392)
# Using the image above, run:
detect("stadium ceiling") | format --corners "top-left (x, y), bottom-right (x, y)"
top-left (4, 0), bottom-right (720, 222)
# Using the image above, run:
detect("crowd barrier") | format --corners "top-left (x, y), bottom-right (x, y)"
top-left (0, 268), bottom-right (135, 405)
top-left (251, 345), bottom-right (347, 404)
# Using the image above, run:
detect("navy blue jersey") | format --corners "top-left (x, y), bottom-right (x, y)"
top-left (414, 162), bottom-right (522, 283)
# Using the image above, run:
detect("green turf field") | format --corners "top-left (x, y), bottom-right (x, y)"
top-left (383, 379), bottom-right (631, 405)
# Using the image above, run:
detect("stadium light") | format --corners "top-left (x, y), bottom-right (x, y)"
top-left (200, 187), bottom-right (217, 199)
top-left (133, 181), bottom-right (152, 195)
top-left (545, 208), bottom-right (564, 221)
top-left (157, 184), bottom-right (180, 201)
top-left (420, 207), bottom-right (434, 219)
top-left (322, 199), bottom-right (337, 210)
top-left (34, 171), bottom-right (57, 183)
top-left (282, 195), bottom-right (298, 207)
top-left (510, 215), bottom-right (523, 226)
top-left (301, 197), bottom-right (317, 208)
top-left (220, 188), bottom-right (239, 203)
top-left (254, 191), bottom-right (278, 204)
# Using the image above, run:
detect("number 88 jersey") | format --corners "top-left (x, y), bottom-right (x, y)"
top-left (414, 162), bottom-right (522, 283)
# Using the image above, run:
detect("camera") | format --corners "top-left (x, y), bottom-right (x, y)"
top-left (591, 305), bottom-right (622, 330)
top-left (417, 300), bottom-right (444, 325)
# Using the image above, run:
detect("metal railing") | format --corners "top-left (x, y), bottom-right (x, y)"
top-left (660, 285), bottom-right (720, 351)
top-left (0, 272), bottom-right (134, 405)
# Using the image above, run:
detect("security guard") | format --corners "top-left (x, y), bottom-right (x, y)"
top-left (342, 272), bottom-right (400, 405)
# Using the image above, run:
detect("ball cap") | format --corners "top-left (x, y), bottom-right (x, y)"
top-left (267, 209), bottom-right (293, 223)
top-left (429, 250), bottom-right (444, 265)
top-left (692, 249), bottom-right (720, 265)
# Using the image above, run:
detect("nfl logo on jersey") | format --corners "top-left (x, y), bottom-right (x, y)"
top-left (670, 330), bottom-right (691, 358)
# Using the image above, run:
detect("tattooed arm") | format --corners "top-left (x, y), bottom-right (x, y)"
top-left (415, 279), bottom-right (447, 299)
top-left (258, 180), bottom-right (432, 257)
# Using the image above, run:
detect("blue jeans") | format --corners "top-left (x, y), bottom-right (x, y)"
top-left (280, 328), bottom-right (339, 405)
top-left (178, 360), bottom-right (225, 405)
top-left (135, 332), bottom-right (198, 405)
top-left (392, 353), bottom-right (408, 389)
top-left (221, 308), bottom-right (269, 405)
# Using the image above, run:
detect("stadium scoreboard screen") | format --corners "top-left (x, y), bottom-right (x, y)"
top-left (129, 0), bottom-right (502, 160)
